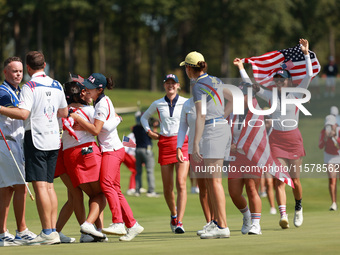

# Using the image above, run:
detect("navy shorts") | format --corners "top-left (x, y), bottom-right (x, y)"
top-left (24, 131), bottom-right (59, 183)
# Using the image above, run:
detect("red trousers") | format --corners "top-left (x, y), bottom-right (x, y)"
top-left (100, 148), bottom-right (136, 228)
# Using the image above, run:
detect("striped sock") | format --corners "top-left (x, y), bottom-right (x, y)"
top-left (251, 213), bottom-right (261, 225)
top-left (278, 205), bottom-right (287, 217)
top-left (240, 206), bottom-right (251, 219)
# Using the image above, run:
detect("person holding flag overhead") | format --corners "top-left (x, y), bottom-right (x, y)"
top-left (242, 39), bottom-right (320, 89)
top-left (239, 39), bottom-right (315, 229)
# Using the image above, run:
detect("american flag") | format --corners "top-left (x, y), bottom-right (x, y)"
top-left (122, 135), bottom-right (136, 148)
top-left (243, 44), bottom-right (321, 89)
top-left (229, 98), bottom-right (294, 188)
top-left (70, 73), bottom-right (84, 84)
top-left (62, 116), bottom-right (79, 142)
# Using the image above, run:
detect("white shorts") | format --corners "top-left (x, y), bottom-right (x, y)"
top-left (324, 151), bottom-right (340, 164)
top-left (200, 122), bottom-right (231, 159)
top-left (0, 140), bottom-right (25, 188)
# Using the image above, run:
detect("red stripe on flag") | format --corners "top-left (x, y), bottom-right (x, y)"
top-left (244, 51), bottom-right (281, 62)
top-left (249, 57), bottom-right (285, 68)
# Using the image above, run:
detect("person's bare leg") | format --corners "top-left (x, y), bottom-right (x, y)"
top-left (197, 178), bottom-right (212, 222)
top-left (12, 184), bottom-right (27, 232)
top-left (175, 161), bottom-right (189, 222)
top-left (205, 159), bottom-right (227, 228)
top-left (275, 158), bottom-right (288, 207)
top-left (328, 164), bottom-right (337, 204)
top-left (56, 174), bottom-right (85, 231)
top-left (245, 178), bottom-right (262, 213)
top-left (95, 211), bottom-right (104, 230)
top-left (32, 181), bottom-right (53, 229)
top-left (161, 164), bottom-right (176, 216)
top-left (228, 178), bottom-right (247, 209)
top-left (79, 182), bottom-right (106, 224)
top-left (288, 158), bottom-right (302, 201)
top-left (265, 175), bottom-right (275, 209)
top-left (48, 183), bottom-right (58, 229)
top-left (0, 186), bottom-right (13, 233)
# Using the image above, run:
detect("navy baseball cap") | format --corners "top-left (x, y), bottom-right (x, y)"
top-left (274, 69), bottom-right (291, 79)
top-left (82, 73), bottom-right (107, 89)
top-left (163, 74), bottom-right (179, 83)
top-left (238, 81), bottom-right (252, 95)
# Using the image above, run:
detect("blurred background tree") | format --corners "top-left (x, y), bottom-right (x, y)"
top-left (0, 0), bottom-right (339, 91)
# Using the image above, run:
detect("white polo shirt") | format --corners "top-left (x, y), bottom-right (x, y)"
top-left (19, 71), bottom-right (68, 150)
top-left (141, 94), bottom-right (187, 137)
top-left (94, 95), bottom-right (123, 152)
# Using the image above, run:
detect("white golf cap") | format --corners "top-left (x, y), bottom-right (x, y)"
top-left (330, 106), bottom-right (339, 116)
top-left (325, 115), bottom-right (336, 126)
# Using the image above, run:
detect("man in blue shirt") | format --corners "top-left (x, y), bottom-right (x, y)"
top-left (0, 57), bottom-right (36, 246)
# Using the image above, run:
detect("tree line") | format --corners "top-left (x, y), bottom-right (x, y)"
top-left (0, 0), bottom-right (339, 92)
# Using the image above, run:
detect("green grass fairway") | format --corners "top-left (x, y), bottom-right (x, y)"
top-left (2, 88), bottom-right (340, 254)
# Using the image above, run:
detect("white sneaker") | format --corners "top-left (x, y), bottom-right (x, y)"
top-left (279, 214), bottom-right (289, 229)
top-left (329, 202), bottom-right (338, 211)
top-left (191, 187), bottom-right (199, 194)
top-left (15, 228), bottom-right (37, 243)
top-left (139, 188), bottom-right (147, 193)
top-left (80, 223), bottom-right (107, 239)
top-left (248, 224), bottom-right (262, 235)
top-left (294, 209), bottom-right (303, 227)
top-left (174, 222), bottom-right (185, 234)
top-left (27, 231), bottom-right (60, 246)
top-left (146, 192), bottom-right (160, 198)
top-left (197, 222), bottom-right (212, 236)
top-left (200, 225), bottom-right (230, 239)
top-left (259, 192), bottom-right (267, 198)
top-left (270, 207), bottom-right (277, 215)
top-left (119, 222), bottom-right (144, 241)
top-left (126, 189), bottom-right (136, 196)
top-left (241, 216), bottom-right (252, 234)
top-left (59, 232), bottom-right (75, 243)
top-left (102, 223), bottom-right (127, 236)
top-left (0, 230), bottom-right (22, 246)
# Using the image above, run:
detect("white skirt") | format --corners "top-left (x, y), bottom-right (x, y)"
top-left (0, 140), bottom-right (25, 188)
top-left (324, 151), bottom-right (340, 164)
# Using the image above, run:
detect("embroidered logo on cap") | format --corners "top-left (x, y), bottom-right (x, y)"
top-left (88, 76), bottom-right (95, 83)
